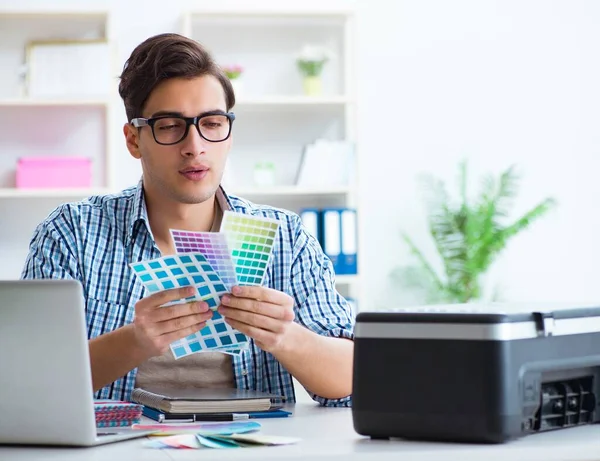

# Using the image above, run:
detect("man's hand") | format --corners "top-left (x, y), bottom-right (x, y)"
top-left (217, 285), bottom-right (295, 353)
top-left (132, 287), bottom-right (213, 357)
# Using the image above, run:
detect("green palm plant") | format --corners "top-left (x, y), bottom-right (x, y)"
top-left (392, 161), bottom-right (557, 304)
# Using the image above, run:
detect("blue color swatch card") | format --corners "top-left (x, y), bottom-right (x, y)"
top-left (130, 253), bottom-right (248, 359)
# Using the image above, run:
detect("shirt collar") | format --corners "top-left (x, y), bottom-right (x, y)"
top-left (125, 181), bottom-right (234, 247)
top-left (125, 180), bottom-right (151, 247)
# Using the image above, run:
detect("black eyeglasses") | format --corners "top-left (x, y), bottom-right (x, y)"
top-left (131, 111), bottom-right (235, 145)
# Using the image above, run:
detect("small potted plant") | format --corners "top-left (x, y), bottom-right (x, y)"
top-left (296, 45), bottom-right (331, 96)
top-left (222, 64), bottom-right (244, 96)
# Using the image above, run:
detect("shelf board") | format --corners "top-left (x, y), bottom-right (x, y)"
top-left (0, 188), bottom-right (110, 199)
top-left (187, 6), bottom-right (354, 18)
top-left (336, 275), bottom-right (358, 284)
top-left (235, 95), bottom-right (351, 107)
top-left (0, 10), bottom-right (109, 19)
top-left (0, 98), bottom-right (109, 108)
top-left (226, 185), bottom-right (352, 197)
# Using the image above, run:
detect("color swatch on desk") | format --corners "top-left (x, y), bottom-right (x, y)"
top-left (170, 230), bottom-right (237, 290)
top-left (143, 432), bottom-right (300, 449)
top-left (220, 211), bottom-right (280, 286)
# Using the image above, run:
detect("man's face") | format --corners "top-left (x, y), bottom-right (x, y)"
top-left (125, 75), bottom-right (232, 205)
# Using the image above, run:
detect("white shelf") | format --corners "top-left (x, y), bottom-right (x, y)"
top-left (0, 98), bottom-right (109, 108)
top-left (187, 6), bottom-right (355, 17)
top-left (227, 186), bottom-right (352, 197)
top-left (0, 10), bottom-right (108, 19)
top-left (0, 188), bottom-right (110, 199)
top-left (235, 95), bottom-right (351, 106)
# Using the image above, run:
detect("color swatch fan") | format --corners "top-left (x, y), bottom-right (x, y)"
top-left (220, 211), bottom-right (280, 286)
top-left (129, 254), bottom-right (245, 359)
top-left (170, 230), bottom-right (237, 291)
top-left (130, 212), bottom-right (280, 360)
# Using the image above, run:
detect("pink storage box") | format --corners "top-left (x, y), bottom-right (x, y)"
top-left (16, 156), bottom-right (92, 189)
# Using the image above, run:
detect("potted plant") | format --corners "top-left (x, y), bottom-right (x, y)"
top-left (391, 160), bottom-right (557, 304)
top-left (222, 64), bottom-right (244, 96)
top-left (296, 45), bottom-right (331, 96)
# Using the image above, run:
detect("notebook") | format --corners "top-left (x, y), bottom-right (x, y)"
top-left (142, 405), bottom-right (292, 423)
top-left (131, 386), bottom-right (284, 414)
top-left (94, 400), bottom-right (143, 428)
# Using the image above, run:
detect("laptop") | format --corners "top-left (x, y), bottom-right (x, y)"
top-left (0, 279), bottom-right (155, 446)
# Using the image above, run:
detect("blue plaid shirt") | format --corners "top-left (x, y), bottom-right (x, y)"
top-left (20, 182), bottom-right (354, 406)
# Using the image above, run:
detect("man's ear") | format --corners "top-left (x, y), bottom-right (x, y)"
top-left (124, 123), bottom-right (142, 160)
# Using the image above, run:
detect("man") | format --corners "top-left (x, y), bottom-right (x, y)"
top-left (21, 33), bottom-right (354, 407)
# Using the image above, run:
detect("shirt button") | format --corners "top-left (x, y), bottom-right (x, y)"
top-left (242, 369), bottom-right (248, 376)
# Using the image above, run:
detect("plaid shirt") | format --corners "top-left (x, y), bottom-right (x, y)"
top-left (20, 182), bottom-right (354, 407)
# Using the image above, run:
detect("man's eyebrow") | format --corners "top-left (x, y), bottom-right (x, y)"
top-left (149, 109), bottom-right (227, 118)
top-left (150, 110), bottom-right (183, 118)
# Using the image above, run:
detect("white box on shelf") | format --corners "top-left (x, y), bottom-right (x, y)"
top-left (25, 39), bottom-right (111, 99)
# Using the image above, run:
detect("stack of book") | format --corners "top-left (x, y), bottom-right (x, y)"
top-left (131, 386), bottom-right (288, 422)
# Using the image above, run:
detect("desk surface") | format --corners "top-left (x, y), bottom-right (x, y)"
top-left (2, 404), bottom-right (600, 461)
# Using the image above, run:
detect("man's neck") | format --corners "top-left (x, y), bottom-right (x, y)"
top-left (144, 188), bottom-right (216, 250)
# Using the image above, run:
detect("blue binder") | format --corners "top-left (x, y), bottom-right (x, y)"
top-left (320, 208), bottom-right (343, 274)
top-left (300, 208), bottom-right (321, 245)
top-left (339, 208), bottom-right (358, 275)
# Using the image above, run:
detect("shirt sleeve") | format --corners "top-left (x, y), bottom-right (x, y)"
top-left (289, 215), bottom-right (355, 407)
top-left (20, 206), bottom-right (80, 281)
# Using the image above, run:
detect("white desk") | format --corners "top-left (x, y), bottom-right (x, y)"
top-left (2, 404), bottom-right (600, 461)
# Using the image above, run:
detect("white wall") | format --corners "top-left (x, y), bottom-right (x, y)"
top-left (357, 0), bottom-right (600, 307)
top-left (3, 0), bottom-right (600, 307)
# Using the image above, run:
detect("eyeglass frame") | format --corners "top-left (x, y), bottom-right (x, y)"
top-left (130, 110), bottom-right (236, 145)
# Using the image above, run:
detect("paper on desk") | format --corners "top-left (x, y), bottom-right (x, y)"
top-left (144, 433), bottom-right (202, 449)
top-left (143, 432), bottom-right (300, 449)
top-left (210, 433), bottom-right (301, 446)
top-left (133, 420), bottom-right (261, 436)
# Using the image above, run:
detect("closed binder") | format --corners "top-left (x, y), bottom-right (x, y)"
top-left (300, 208), bottom-right (321, 245)
top-left (321, 208), bottom-right (343, 274)
top-left (340, 208), bottom-right (358, 275)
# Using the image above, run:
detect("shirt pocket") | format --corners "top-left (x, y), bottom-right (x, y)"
top-left (85, 298), bottom-right (131, 339)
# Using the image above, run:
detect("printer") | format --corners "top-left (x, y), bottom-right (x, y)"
top-left (352, 303), bottom-right (600, 443)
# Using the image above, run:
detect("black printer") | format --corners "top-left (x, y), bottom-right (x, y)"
top-left (352, 303), bottom-right (600, 443)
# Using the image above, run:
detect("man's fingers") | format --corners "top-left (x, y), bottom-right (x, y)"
top-left (157, 310), bottom-right (213, 335)
top-left (231, 285), bottom-right (289, 305)
top-left (221, 296), bottom-right (294, 321)
top-left (162, 321), bottom-right (209, 346)
top-left (218, 305), bottom-right (283, 333)
top-left (225, 317), bottom-right (275, 346)
top-left (144, 287), bottom-right (196, 309)
top-left (153, 301), bottom-right (209, 322)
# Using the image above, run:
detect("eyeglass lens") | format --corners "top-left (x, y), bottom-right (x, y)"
top-left (153, 115), bottom-right (231, 144)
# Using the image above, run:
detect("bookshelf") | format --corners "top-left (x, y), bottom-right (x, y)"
top-left (0, 10), bottom-right (115, 193)
top-left (182, 5), bottom-right (361, 307)
top-left (0, 9), bottom-right (116, 280)
top-left (0, 4), bottom-right (362, 311)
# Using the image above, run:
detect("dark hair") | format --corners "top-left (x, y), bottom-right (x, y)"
top-left (118, 33), bottom-right (235, 121)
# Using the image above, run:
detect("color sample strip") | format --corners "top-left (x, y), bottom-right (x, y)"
top-left (130, 253), bottom-right (227, 308)
top-left (169, 309), bottom-right (249, 358)
top-left (220, 211), bottom-right (280, 286)
top-left (130, 254), bottom-right (248, 358)
top-left (170, 229), bottom-right (237, 290)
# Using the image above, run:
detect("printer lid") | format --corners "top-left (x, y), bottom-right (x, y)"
top-left (355, 303), bottom-right (600, 341)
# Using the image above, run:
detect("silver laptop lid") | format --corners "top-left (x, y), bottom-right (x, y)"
top-left (0, 279), bottom-right (98, 445)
